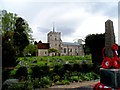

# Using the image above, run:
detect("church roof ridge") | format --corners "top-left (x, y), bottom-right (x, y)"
top-left (63, 42), bottom-right (80, 46)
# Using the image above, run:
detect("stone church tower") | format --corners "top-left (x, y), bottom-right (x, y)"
top-left (47, 25), bottom-right (84, 56)
top-left (47, 26), bottom-right (62, 54)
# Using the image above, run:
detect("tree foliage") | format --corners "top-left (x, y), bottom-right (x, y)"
top-left (2, 32), bottom-right (16, 67)
top-left (48, 48), bottom-right (58, 56)
top-left (48, 48), bottom-right (58, 53)
top-left (24, 44), bottom-right (37, 56)
top-left (2, 10), bottom-right (17, 67)
top-left (13, 17), bottom-right (29, 56)
top-left (1, 10), bottom-right (17, 35)
top-left (2, 10), bottom-right (33, 67)
top-left (85, 33), bottom-right (105, 64)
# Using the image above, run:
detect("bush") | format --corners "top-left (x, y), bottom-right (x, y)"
top-left (72, 64), bottom-right (81, 72)
top-left (9, 55), bottom-right (99, 88)
top-left (56, 80), bottom-right (70, 85)
top-left (92, 72), bottom-right (100, 80)
top-left (70, 76), bottom-right (79, 82)
top-left (53, 64), bottom-right (65, 79)
top-left (62, 80), bottom-right (70, 85)
top-left (33, 78), bottom-right (41, 88)
top-left (79, 72), bottom-right (99, 81)
top-left (40, 76), bottom-right (51, 88)
top-left (41, 65), bottom-right (50, 76)
top-left (55, 80), bottom-right (61, 85)
top-left (53, 75), bottom-right (60, 82)
top-left (81, 63), bottom-right (93, 73)
top-left (31, 65), bottom-right (41, 79)
top-left (15, 66), bottom-right (28, 80)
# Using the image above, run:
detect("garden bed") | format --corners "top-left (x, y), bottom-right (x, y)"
top-left (3, 55), bottom-right (100, 89)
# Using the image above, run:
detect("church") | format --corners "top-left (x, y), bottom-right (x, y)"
top-left (37, 26), bottom-right (84, 56)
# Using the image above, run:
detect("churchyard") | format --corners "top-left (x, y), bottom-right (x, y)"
top-left (2, 9), bottom-right (119, 89)
top-left (2, 19), bottom-right (120, 89)
top-left (2, 55), bottom-right (100, 89)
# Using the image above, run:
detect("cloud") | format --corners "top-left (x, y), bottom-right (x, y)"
top-left (37, 27), bottom-right (50, 33)
top-left (1, 1), bottom-right (118, 44)
top-left (30, 2), bottom-right (118, 43)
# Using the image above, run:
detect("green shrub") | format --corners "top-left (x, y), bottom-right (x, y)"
top-left (40, 76), bottom-right (51, 88)
top-left (56, 80), bottom-right (61, 85)
top-left (70, 76), bottom-right (79, 82)
top-left (72, 64), bottom-right (81, 72)
top-left (64, 64), bottom-right (72, 71)
top-left (31, 64), bottom-right (50, 79)
top-left (15, 66), bottom-right (28, 80)
top-left (92, 72), bottom-right (100, 80)
top-left (79, 72), bottom-right (99, 81)
top-left (53, 75), bottom-right (60, 82)
top-left (41, 65), bottom-right (50, 76)
top-left (81, 63), bottom-right (93, 73)
top-left (53, 64), bottom-right (65, 79)
top-left (10, 69), bottom-right (17, 78)
top-left (56, 80), bottom-right (70, 85)
top-left (31, 65), bottom-right (41, 79)
top-left (33, 78), bottom-right (41, 88)
top-left (62, 79), bottom-right (70, 85)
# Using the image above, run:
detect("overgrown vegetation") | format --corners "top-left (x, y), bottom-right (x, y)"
top-left (5, 55), bottom-right (100, 89)
top-left (85, 33), bottom-right (105, 65)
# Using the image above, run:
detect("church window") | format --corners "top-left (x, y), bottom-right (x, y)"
top-left (55, 38), bottom-right (57, 40)
top-left (64, 48), bottom-right (66, 53)
top-left (44, 51), bottom-right (47, 54)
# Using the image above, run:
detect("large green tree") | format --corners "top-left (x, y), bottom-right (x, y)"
top-left (13, 17), bottom-right (29, 56)
top-left (2, 10), bottom-right (33, 67)
top-left (2, 10), bottom-right (17, 67)
top-left (2, 10), bottom-right (33, 83)
top-left (85, 33), bottom-right (105, 65)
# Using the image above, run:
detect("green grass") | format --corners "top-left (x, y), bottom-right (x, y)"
top-left (17, 55), bottom-right (92, 64)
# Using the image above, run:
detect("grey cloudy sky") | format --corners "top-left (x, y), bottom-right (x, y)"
top-left (0, 0), bottom-right (119, 44)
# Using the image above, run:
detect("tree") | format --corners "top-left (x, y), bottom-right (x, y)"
top-left (48, 48), bottom-right (58, 56)
top-left (2, 10), bottom-right (17, 67)
top-left (85, 33), bottom-right (105, 65)
top-left (24, 44), bottom-right (37, 56)
top-left (1, 10), bottom-right (17, 35)
top-left (34, 41), bottom-right (38, 45)
top-left (13, 17), bottom-right (29, 56)
top-left (2, 31), bottom-right (16, 67)
top-left (2, 10), bottom-right (33, 83)
top-left (83, 44), bottom-right (91, 55)
top-left (2, 10), bottom-right (33, 66)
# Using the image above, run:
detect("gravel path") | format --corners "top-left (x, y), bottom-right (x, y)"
top-left (49, 79), bottom-right (99, 89)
